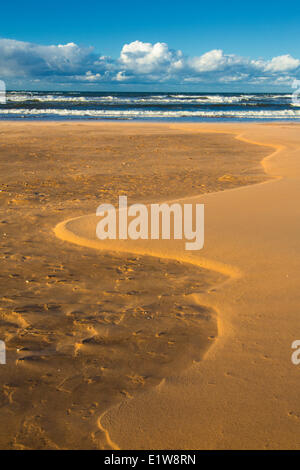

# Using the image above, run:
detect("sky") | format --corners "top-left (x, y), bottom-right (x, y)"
top-left (1, 0), bottom-right (300, 91)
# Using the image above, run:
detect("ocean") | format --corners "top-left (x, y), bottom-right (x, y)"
top-left (1, 91), bottom-right (299, 121)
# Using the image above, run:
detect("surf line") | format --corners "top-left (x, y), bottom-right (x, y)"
top-left (96, 196), bottom-right (204, 251)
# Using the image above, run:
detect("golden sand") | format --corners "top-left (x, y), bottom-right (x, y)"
top-left (1, 122), bottom-right (299, 449)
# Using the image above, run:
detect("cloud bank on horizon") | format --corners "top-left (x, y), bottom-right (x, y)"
top-left (0, 38), bottom-right (299, 89)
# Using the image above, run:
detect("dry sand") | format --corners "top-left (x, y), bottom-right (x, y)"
top-left (1, 122), bottom-right (299, 449)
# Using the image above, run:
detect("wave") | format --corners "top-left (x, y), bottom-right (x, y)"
top-left (7, 93), bottom-right (114, 103)
top-left (2, 92), bottom-right (296, 121)
top-left (6, 92), bottom-right (292, 106)
top-left (1, 107), bottom-right (300, 119)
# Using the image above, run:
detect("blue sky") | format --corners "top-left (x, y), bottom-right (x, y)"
top-left (1, 0), bottom-right (300, 90)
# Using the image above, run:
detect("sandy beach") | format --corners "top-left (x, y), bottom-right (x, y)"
top-left (1, 121), bottom-right (300, 449)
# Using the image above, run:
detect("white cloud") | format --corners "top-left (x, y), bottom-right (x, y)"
top-left (78, 71), bottom-right (101, 81)
top-left (190, 49), bottom-right (227, 72)
top-left (0, 38), bottom-right (299, 88)
top-left (190, 49), bottom-right (248, 75)
top-left (115, 71), bottom-right (128, 81)
top-left (264, 54), bottom-right (300, 72)
top-left (119, 40), bottom-right (182, 74)
top-left (252, 54), bottom-right (300, 73)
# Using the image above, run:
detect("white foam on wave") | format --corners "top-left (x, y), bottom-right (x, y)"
top-left (7, 93), bottom-right (101, 103)
top-left (4, 94), bottom-right (252, 105)
top-left (6, 92), bottom-right (292, 106)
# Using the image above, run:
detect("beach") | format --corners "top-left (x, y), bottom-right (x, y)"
top-left (1, 121), bottom-right (300, 449)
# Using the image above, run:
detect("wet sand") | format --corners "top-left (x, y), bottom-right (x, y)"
top-left (1, 122), bottom-right (297, 449)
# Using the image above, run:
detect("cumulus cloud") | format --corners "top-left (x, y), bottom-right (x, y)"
top-left (0, 39), bottom-right (96, 78)
top-left (77, 71), bottom-right (102, 81)
top-left (190, 49), bottom-right (228, 72)
top-left (263, 54), bottom-right (300, 72)
top-left (119, 40), bottom-right (183, 74)
top-left (0, 37), bottom-right (299, 87)
top-left (115, 71), bottom-right (129, 81)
